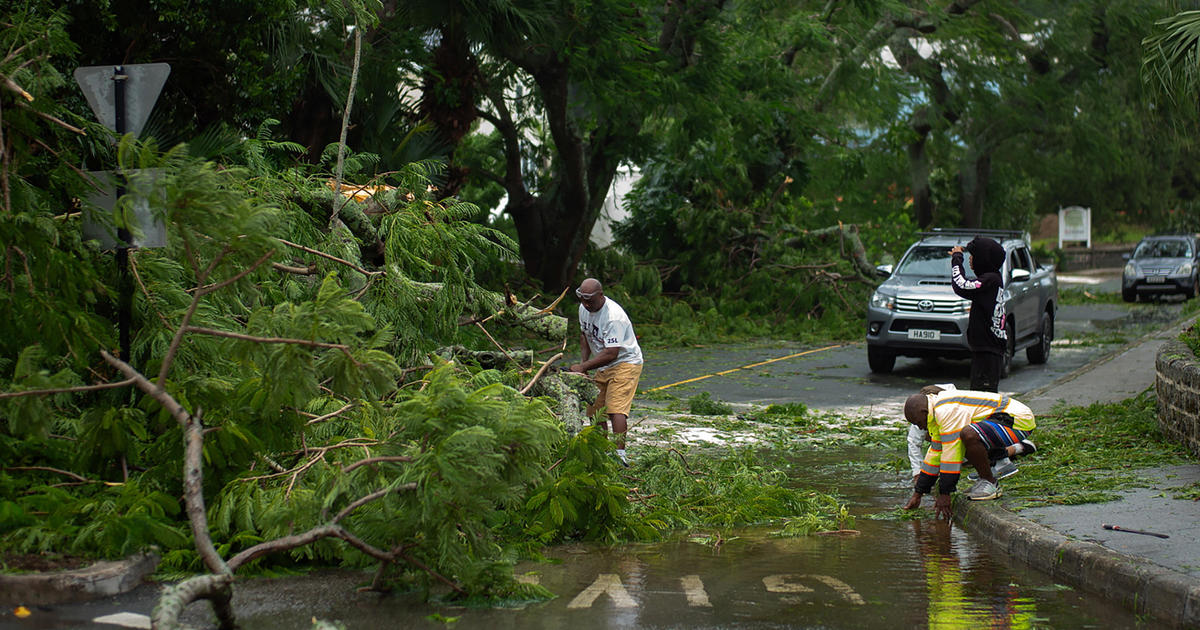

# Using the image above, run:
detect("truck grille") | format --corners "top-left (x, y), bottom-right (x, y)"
top-left (890, 319), bottom-right (961, 334)
top-left (895, 297), bottom-right (969, 314)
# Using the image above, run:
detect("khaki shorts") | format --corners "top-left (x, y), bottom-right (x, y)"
top-left (587, 361), bottom-right (643, 417)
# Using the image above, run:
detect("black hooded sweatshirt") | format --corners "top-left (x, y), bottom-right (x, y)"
top-left (950, 237), bottom-right (1007, 355)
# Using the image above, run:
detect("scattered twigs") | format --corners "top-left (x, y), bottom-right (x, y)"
top-left (475, 321), bottom-right (519, 366)
top-left (13, 99), bottom-right (85, 135)
top-left (331, 483), bottom-right (417, 523)
top-left (129, 257), bottom-right (172, 328)
top-left (667, 447), bottom-right (704, 475)
top-left (305, 402), bottom-right (357, 426)
top-left (397, 550), bottom-right (465, 595)
top-left (271, 261), bottom-right (318, 275)
top-left (341, 456), bottom-right (414, 474)
top-left (0, 378), bottom-right (134, 399)
top-left (3, 466), bottom-right (90, 484)
top-left (519, 352), bottom-right (563, 394)
top-left (275, 238), bottom-right (382, 278)
top-left (816, 529), bottom-right (861, 536)
top-left (185, 326), bottom-right (357, 364)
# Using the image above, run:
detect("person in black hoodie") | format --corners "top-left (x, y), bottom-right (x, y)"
top-left (949, 236), bottom-right (1008, 392)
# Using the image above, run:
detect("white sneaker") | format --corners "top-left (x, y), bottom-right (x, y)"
top-left (968, 457), bottom-right (1019, 481)
top-left (965, 479), bottom-right (1002, 501)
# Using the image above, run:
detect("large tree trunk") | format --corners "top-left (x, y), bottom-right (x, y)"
top-left (503, 64), bottom-right (620, 292)
top-left (959, 146), bottom-right (992, 229)
top-left (422, 25), bottom-right (479, 198)
top-left (906, 108), bottom-right (935, 229)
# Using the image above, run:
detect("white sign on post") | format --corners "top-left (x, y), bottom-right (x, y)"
top-left (1058, 206), bottom-right (1091, 249)
top-left (74, 63), bottom-right (170, 250)
top-left (73, 63), bottom-right (170, 137)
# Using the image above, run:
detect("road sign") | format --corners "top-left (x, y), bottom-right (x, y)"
top-left (82, 170), bottom-right (167, 250)
top-left (73, 63), bottom-right (170, 137)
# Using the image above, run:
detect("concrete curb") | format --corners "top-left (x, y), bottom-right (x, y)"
top-left (956, 500), bottom-right (1200, 628)
top-left (963, 310), bottom-right (1200, 629)
top-left (0, 551), bottom-right (159, 606)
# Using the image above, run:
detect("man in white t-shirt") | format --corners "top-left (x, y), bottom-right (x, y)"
top-left (569, 278), bottom-right (644, 467)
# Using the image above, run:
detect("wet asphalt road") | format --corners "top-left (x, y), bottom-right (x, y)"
top-left (634, 270), bottom-right (1183, 416)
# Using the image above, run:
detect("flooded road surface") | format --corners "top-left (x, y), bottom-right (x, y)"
top-left (207, 452), bottom-right (1140, 629)
top-left (40, 451), bottom-right (1142, 630)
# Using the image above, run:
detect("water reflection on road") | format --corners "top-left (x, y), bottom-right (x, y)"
top-left (214, 452), bottom-right (1139, 630)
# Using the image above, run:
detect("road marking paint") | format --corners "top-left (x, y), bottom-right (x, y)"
top-left (680, 575), bottom-right (712, 607)
top-left (647, 344), bottom-right (844, 392)
top-left (763, 574), bottom-right (814, 593)
top-left (567, 573), bottom-right (637, 609)
top-left (808, 575), bottom-right (865, 605)
top-left (763, 574), bottom-right (864, 604)
top-left (93, 612), bottom-right (152, 628)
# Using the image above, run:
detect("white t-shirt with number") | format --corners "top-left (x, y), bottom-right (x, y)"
top-left (579, 298), bottom-right (643, 367)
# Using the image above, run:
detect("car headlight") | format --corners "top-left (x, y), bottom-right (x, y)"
top-left (870, 291), bottom-right (896, 310)
top-left (1177, 262), bottom-right (1193, 276)
top-left (1124, 262), bottom-right (1138, 277)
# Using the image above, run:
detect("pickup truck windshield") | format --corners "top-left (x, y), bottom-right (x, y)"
top-left (895, 246), bottom-right (957, 276)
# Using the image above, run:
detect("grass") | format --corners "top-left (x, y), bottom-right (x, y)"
top-left (996, 392), bottom-right (1192, 510)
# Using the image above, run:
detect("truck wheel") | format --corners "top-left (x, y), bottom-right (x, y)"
top-left (867, 346), bottom-right (895, 373)
top-left (1000, 321), bottom-right (1015, 378)
top-left (1026, 311), bottom-right (1053, 365)
top-left (1122, 287), bottom-right (1136, 303)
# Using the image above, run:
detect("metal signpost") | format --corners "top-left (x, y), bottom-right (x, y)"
top-left (74, 63), bottom-right (170, 365)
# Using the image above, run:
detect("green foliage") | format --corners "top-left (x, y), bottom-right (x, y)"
top-left (1001, 393), bottom-right (1192, 509)
top-left (687, 392), bottom-right (733, 416)
top-left (521, 427), bottom-right (646, 544)
top-left (630, 447), bottom-right (849, 531)
top-left (2, 477), bottom-right (186, 559)
top-left (1182, 322), bottom-right (1200, 358)
top-left (203, 363), bottom-right (566, 596)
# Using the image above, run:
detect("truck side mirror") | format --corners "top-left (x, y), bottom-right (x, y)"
top-left (875, 264), bottom-right (893, 278)
top-left (1011, 268), bottom-right (1031, 282)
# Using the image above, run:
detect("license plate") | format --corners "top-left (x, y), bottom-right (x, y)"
top-left (908, 329), bottom-right (940, 340)
top-left (1148, 276), bottom-right (1165, 283)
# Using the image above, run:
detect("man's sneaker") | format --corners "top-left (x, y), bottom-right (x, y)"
top-left (965, 479), bottom-right (1002, 501)
top-left (968, 457), bottom-right (1019, 481)
top-left (1017, 439), bottom-right (1037, 457)
top-left (616, 451), bottom-right (630, 468)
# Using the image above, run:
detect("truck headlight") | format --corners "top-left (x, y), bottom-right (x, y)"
top-left (870, 291), bottom-right (896, 310)
top-left (1124, 262), bottom-right (1138, 277)
top-left (1177, 262), bottom-right (1193, 276)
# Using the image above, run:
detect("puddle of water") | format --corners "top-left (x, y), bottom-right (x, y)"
top-left (211, 449), bottom-right (1143, 630)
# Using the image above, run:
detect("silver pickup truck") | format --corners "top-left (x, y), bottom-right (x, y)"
top-left (865, 229), bottom-right (1058, 375)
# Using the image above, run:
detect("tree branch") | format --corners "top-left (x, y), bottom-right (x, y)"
top-left (0, 378), bottom-right (134, 399)
top-left (341, 456), bottom-right (414, 473)
top-left (519, 352), bottom-right (563, 395)
top-left (305, 402), bottom-right (357, 425)
top-left (276, 238), bottom-right (381, 277)
top-left (331, 483), bottom-right (417, 523)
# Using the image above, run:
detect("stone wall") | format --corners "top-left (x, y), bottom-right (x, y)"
top-left (1155, 339), bottom-right (1200, 458)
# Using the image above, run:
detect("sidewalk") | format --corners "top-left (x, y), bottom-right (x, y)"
top-left (957, 312), bottom-right (1200, 629)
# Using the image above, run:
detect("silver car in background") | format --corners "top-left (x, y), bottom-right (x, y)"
top-left (865, 229), bottom-right (1058, 375)
top-left (1121, 234), bottom-right (1200, 302)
